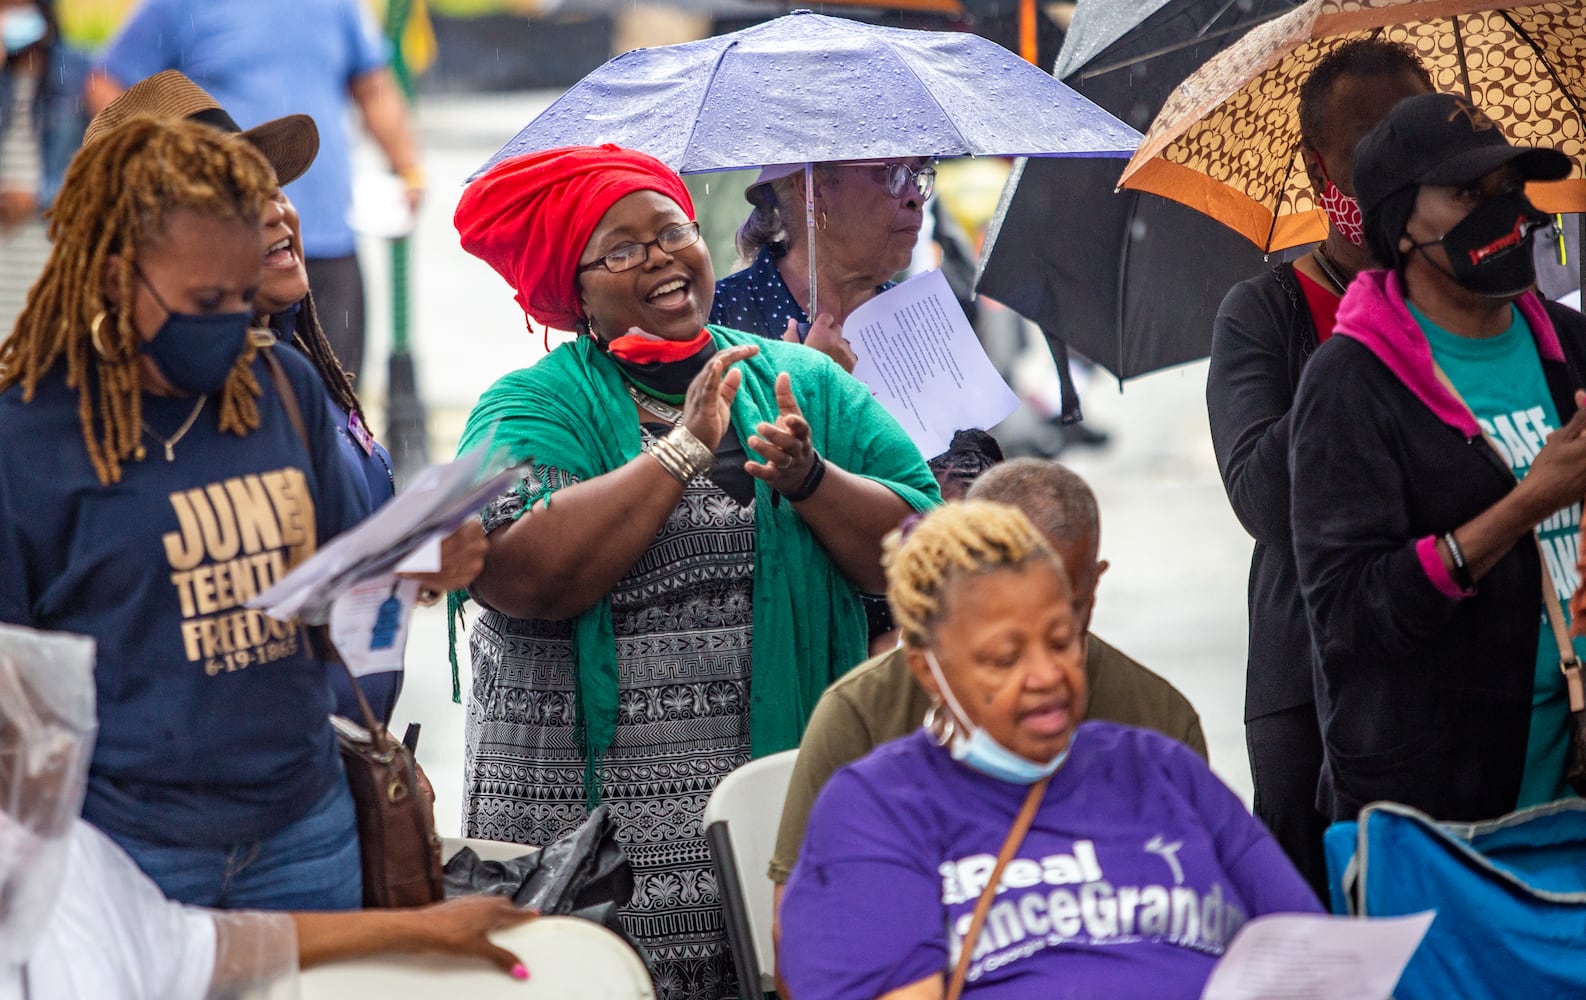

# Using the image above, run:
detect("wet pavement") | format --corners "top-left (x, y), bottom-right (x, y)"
top-left (357, 91), bottom-right (1257, 838)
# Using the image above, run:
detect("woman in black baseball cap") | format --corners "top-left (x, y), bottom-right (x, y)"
top-left (1288, 90), bottom-right (1586, 829)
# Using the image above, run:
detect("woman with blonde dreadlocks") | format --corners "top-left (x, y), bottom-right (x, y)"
top-left (780, 502), bottom-right (1319, 1000)
top-left (0, 117), bottom-right (371, 910)
top-left (84, 70), bottom-right (487, 726)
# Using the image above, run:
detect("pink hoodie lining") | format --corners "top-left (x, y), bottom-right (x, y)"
top-left (1332, 271), bottom-right (1564, 601)
top-left (1415, 534), bottom-right (1470, 601)
top-left (1331, 270), bottom-right (1565, 439)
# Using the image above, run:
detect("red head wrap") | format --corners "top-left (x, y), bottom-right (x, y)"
top-left (454, 144), bottom-right (696, 332)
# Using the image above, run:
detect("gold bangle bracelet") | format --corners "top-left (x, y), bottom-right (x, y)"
top-left (648, 426), bottom-right (715, 484)
top-left (648, 439), bottom-right (691, 484)
top-left (664, 425), bottom-right (716, 477)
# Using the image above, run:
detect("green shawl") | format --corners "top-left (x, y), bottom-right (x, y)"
top-left (452, 325), bottom-right (940, 803)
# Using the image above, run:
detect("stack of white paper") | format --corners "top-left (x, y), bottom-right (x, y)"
top-left (847, 269), bottom-right (1020, 459)
top-left (247, 441), bottom-right (527, 625)
top-left (1201, 910), bottom-right (1434, 1000)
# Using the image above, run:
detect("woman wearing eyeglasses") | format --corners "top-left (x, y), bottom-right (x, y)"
top-left (712, 157), bottom-right (934, 373)
top-left (452, 144), bottom-right (939, 1000)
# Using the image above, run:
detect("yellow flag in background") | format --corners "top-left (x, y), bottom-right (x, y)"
top-left (55, 0), bottom-right (134, 49)
top-left (56, 0), bottom-right (436, 76)
top-left (367, 0), bottom-right (438, 74)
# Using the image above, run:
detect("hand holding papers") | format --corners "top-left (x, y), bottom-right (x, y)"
top-left (329, 578), bottom-right (422, 678)
top-left (248, 441), bottom-right (528, 626)
top-left (1200, 911), bottom-right (1433, 1000)
top-left (323, 541), bottom-right (448, 679)
top-left (847, 269), bottom-right (1020, 459)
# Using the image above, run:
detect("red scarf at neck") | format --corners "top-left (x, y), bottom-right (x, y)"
top-left (605, 327), bottom-right (712, 365)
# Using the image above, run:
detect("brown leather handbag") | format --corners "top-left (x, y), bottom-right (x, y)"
top-left (330, 680), bottom-right (446, 908)
top-left (264, 345), bottom-right (445, 908)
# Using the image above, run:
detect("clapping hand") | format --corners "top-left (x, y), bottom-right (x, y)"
top-left (681, 342), bottom-right (759, 450)
top-left (747, 373), bottom-right (818, 494)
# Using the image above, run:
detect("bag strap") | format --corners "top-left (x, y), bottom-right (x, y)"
top-left (946, 775), bottom-right (1050, 1000)
top-left (262, 346), bottom-right (310, 449)
top-left (261, 346), bottom-right (397, 748)
top-left (1430, 363), bottom-right (1586, 714)
top-left (1538, 550), bottom-right (1586, 714)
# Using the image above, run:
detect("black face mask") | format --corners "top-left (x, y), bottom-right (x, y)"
top-left (1409, 190), bottom-right (1550, 298)
top-left (602, 338), bottom-right (717, 403)
top-left (136, 270), bottom-right (252, 395)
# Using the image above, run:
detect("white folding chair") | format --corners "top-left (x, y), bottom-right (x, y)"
top-left (442, 835), bottom-right (538, 864)
top-left (289, 915), bottom-right (654, 999)
top-left (703, 749), bottom-right (799, 999)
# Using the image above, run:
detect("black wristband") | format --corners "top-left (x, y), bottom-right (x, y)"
top-left (1443, 531), bottom-right (1476, 594)
top-left (780, 451), bottom-right (827, 502)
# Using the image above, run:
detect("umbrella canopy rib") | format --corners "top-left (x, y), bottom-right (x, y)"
top-left (1119, 0), bottom-right (1586, 252)
top-left (1502, 10), bottom-right (1586, 129)
top-left (1075, 11), bottom-right (1292, 81)
top-left (1452, 15), bottom-right (1472, 100)
top-left (679, 38), bottom-right (746, 173)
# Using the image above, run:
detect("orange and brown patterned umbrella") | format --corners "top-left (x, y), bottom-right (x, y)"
top-left (1116, 0), bottom-right (1586, 252)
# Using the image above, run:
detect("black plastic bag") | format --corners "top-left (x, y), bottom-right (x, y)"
top-left (443, 804), bottom-right (644, 961)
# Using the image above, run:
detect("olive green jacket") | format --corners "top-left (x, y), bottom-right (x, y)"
top-left (769, 634), bottom-right (1207, 882)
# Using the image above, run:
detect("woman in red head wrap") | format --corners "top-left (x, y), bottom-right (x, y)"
top-left (452, 145), bottom-right (940, 998)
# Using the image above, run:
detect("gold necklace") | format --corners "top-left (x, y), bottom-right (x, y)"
top-left (138, 396), bottom-right (207, 462)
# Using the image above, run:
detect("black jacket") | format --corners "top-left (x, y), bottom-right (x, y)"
top-left (1208, 263), bottom-right (1321, 721)
top-left (1290, 270), bottom-right (1586, 823)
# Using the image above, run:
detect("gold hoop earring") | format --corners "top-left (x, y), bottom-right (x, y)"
top-left (816, 209), bottom-right (829, 233)
top-left (90, 311), bottom-right (113, 359)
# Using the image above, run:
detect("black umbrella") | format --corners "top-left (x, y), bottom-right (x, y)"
top-left (976, 0), bottom-right (1301, 399)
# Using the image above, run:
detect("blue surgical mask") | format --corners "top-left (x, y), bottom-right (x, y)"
top-left (924, 650), bottom-right (1070, 785)
top-left (136, 271), bottom-right (252, 395)
top-left (2, 9), bottom-right (47, 54)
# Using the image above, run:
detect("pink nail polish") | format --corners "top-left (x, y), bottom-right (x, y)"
top-left (512, 963), bottom-right (530, 980)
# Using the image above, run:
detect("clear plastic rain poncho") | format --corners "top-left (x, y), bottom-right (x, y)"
top-left (0, 624), bottom-right (299, 1000)
top-left (0, 623), bottom-right (97, 970)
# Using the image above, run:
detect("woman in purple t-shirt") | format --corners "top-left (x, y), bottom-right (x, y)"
top-left (780, 502), bottom-right (1320, 999)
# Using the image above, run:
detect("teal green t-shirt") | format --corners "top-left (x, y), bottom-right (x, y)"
top-left (1415, 303), bottom-right (1580, 808)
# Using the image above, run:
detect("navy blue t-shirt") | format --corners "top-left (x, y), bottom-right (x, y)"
top-left (0, 347), bottom-right (369, 845)
top-left (270, 305), bottom-right (403, 722)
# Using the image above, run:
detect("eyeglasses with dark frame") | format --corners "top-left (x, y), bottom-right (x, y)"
top-left (839, 160), bottom-right (936, 200)
top-left (577, 221), bottom-right (703, 274)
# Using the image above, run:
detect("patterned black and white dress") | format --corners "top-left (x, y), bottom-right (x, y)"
top-left (464, 444), bottom-right (754, 1000)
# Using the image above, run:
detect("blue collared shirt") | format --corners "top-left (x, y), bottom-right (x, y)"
top-left (97, 0), bottom-right (387, 259)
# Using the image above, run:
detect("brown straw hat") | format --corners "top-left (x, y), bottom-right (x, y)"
top-left (84, 70), bottom-right (319, 186)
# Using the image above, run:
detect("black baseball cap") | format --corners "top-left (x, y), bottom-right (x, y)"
top-left (1353, 92), bottom-right (1572, 219)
